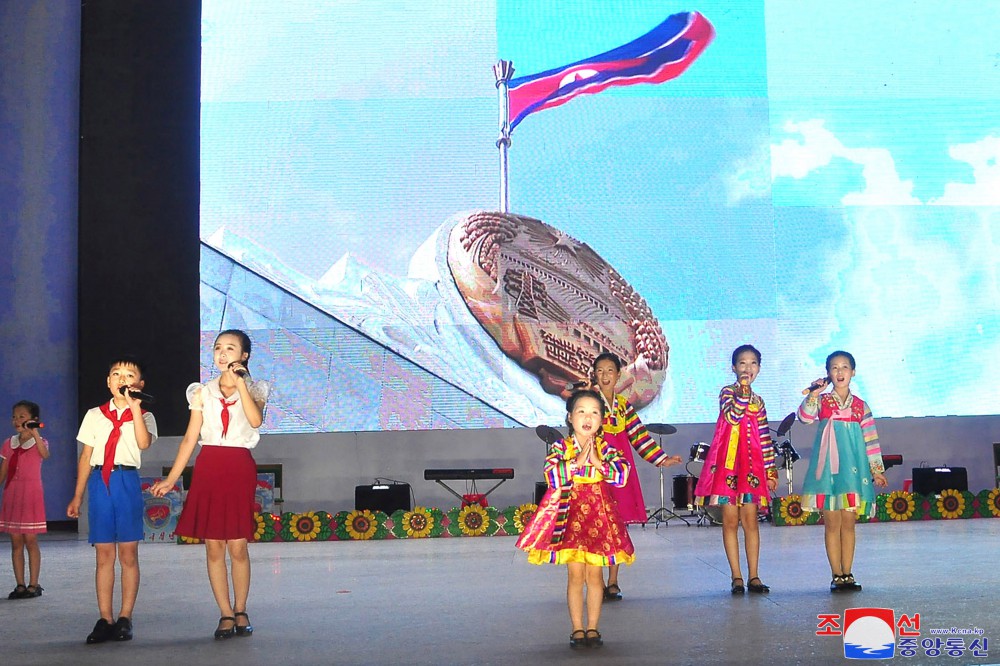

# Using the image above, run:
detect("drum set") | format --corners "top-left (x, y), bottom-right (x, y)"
top-left (643, 423), bottom-right (690, 527)
top-left (670, 440), bottom-right (722, 526)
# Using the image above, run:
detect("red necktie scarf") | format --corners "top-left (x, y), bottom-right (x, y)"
top-left (220, 397), bottom-right (237, 438)
top-left (99, 403), bottom-right (135, 487)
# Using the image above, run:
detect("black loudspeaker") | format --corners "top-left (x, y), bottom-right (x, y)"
top-left (355, 484), bottom-right (411, 514)
top-left (534, 481), bottom-right (548, 505)
top-left (912, 467), bottom-right (968, 495)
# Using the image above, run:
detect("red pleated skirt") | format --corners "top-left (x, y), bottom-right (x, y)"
top-left (175, 446), bottom-right (256, 541)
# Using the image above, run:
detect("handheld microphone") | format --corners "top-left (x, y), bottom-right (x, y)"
top-left (25, 421), bottom-right (44, 429)
top-left (228, 362), bottom-right (248, 378)
top-left (801, 377), bottom-right (830, 395)
top-left (119, 385), bottom-right (156, 404)
top-left (564, 379), bottom-right (590, 391)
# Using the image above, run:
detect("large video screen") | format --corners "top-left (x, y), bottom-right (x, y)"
top-left (200, 0), bottom-right (1000, 432)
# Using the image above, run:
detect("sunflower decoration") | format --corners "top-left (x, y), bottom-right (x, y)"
top-left (932, 489), bottom-right (967, 520)
top-left (253, 512), bottom-right (280, 542)
top-left (333, 509), bottom-right (388, 541)
top-left (979, 488), bottom-right (1000, 518)
top-left (775, 495), bottom-right (807, 526)
top-left (447, 503), bottom-right (500, 537)
top-left (176, 534), bottom-right (203, 545)
top-left (390, 506), bottom-right (445, 539)
top-left (883, 491), bottom-right (917, 521)
top-left (959, 490), bottom-right (976, 519)
top-left (499, 503), bottom-right (538, 536)
top-left (284, 511), bottom-right (334, 542)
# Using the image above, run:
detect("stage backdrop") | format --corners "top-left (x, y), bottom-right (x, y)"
top-left (0, 2), bottom-right (80, 520)
top-left (201, 0), bottom-right (1000, 433)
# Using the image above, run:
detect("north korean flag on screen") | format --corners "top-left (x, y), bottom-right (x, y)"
top-left (507, 11), bottom-right (715, 131)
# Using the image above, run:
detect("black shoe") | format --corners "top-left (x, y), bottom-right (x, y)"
top-left (603, 583), bottom-right (622, 601)
top-left (8, 585), bottom-right (27, 600)
top-left (87, 618), bottom-right (115, 644)
top-left (585, 629), bottom-right (603, 647)
top-left (731, 577), bottom-right (745, 595)
top-left (113, 617), bottom-right (133, 641)
top-left (747, 577), bottom-right (770, 594)
top-left (214, 616), bottom-right (237, 640)
top-left (842, 573), bottom-right (862, 591)
top-left (24, 584), bottom-right (43, 598)
top-left (569, 630), bottom-right (586, 649)
top-left (830, 575), bottom-right (846, 592)
top-left (234, 611), bottom-right (253, 636)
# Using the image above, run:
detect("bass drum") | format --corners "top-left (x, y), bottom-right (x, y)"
top-left (701, 505), bottom-right (723, 525)
top-left (671, 475), bottom-right (697, 510)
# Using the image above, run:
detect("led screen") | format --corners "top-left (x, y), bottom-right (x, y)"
top-left (201, 0), bottom-right (1000, 432)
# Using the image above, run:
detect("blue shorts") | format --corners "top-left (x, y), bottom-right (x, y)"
top-left (87, 468), bottom-right (144, 544)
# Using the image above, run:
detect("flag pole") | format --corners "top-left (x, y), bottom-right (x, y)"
top-left (493, 60), bottom-right (514, 213)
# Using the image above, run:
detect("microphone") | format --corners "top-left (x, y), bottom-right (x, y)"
top-left (564, 379), bottom-right (590, 391)
top-left (119, 385), bottom-right (156, 404)
top-left (801, 377), bottom-right (830, 395)
top-left (25, 421), bottom-right (44, 429)
top-left (228, 362), bottom-right (248, 378)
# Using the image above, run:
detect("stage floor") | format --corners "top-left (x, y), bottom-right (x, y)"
top-left (2, 517), bottom-right (998, 665)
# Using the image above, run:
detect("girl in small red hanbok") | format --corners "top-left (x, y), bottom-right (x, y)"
top-left (516, 390), bottom-right (632, 649)
top-left (694, 345), bottom-right (777, 594)
top-left (591, 352), bottom-right (682, 600)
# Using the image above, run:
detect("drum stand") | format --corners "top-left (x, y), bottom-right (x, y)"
top-left (777, 437), bottom-right (800, 496)
top-left (644, 449), bottom-right (690, 528)
top-left (782, 450), bottom-right (796, 496)
top-left (770, 413), bottom-right (800, 496)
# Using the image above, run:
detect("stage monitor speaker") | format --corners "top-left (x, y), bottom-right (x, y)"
top-left (993, 443), bottom-right (1000, 488)
top-left (355, 483), bottom-right (411, 514)
top-left (911, 467), bottom-right (968, 495)
top-left (534, 481), bottom-right (548, 505)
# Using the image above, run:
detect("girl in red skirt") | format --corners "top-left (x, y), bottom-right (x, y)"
top-left (0, 400), bottom-right (50, 599)
top-left (516, 390), bottom-right (632, 649)
top-left (694, 344), bottom-right (777, 595)
top-left (152, 330), bottom-right (270, 639)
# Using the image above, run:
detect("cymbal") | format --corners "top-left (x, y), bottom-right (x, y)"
top-left (534, 425), bottom-right (563, 445)
top-left (646, 423), bottom-right (677, 436)
top-left (775, 412), bottom-right (796, 437)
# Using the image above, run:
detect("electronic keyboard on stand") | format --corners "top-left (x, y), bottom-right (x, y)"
top-left (423, 468), bottom-right (515, 507)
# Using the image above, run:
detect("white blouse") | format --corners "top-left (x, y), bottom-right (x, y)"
top-left (186, 377), bottom-right (270, 449)
top-left (77, 402), bottom-right (159, 467)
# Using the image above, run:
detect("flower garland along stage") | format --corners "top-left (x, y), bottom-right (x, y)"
top-left (774, 489), bottom-right (1000, 526)
top-left (176, 503), bottom-right (541, 543)
top-left (173, 489), bottom-right (1000, 542)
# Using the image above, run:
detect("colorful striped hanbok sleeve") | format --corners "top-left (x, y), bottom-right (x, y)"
top-left (720, 385), bottom-right (749, 425)
top-left (600, 437), bottom-right (630, 488)
top-left (543, 438), bottom-right (574, 489)
top-left (758, 401), bottom-right (776, 471)
top-left (797, 394), bottom-right (820, 424)
top-left (622, 399), bottom-right (668, 466)
top-left (859, 400), bottom-right (885, 474)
